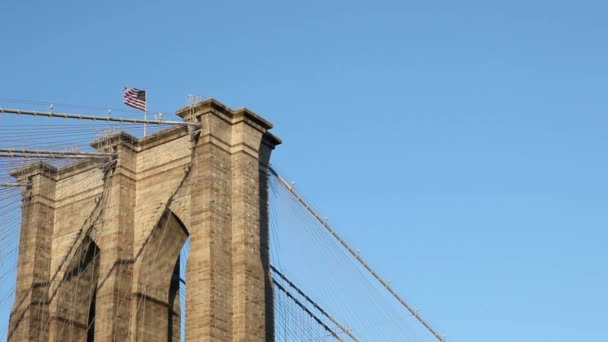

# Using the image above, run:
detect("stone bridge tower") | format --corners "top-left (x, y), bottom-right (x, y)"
top-left (8, 99), bottom-right (281, 341)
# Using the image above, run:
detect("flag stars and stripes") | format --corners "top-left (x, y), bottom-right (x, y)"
top-left (123, 87), bottom-right (146, 111)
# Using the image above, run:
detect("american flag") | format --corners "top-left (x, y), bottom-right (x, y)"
top-left (123, 87), bottom-right (146, 111)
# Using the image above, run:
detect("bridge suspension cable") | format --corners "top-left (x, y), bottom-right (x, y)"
top-left (0, 148), bottom-right (115, 160)
top-left (268, 166), bottom-right (446, 342)
top-left (0, 107), bottom-right (199, 127)
top-left (0, 183), bottom-right (21, 187)
top-left (271, 265), bottom-right (360, 342)
top-left (273, 280), bottom-right (344, 342)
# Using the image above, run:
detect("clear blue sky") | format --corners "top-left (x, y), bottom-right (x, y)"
top-left (2, 0), bottom-right (608, 341)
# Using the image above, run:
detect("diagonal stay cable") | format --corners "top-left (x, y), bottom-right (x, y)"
top-left (272, 279), bottom-right (344, 342)
top-left (271, 265), bottom-right (360, 342)
top-left (268, 166), bottom-right (446, 342)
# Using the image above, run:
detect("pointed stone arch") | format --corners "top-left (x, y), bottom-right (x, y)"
top-left (130, 210), bottom-right (189, 342)
top-left (48, 236), bottom-right (100, 341)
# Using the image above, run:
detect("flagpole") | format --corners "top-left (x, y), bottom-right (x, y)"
top-left (144, 92), bottom-right (147, 137)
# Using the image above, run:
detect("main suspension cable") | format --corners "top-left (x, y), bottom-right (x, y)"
top-left (0, 107), bottom-right (199, 127)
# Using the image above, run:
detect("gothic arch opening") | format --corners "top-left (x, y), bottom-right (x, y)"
top-left (131, 210), bottom-right (189, 342)
top-left (49, 237), bottom-right (100, 341)
top-left (177, 236), bottom-right (189, 340)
